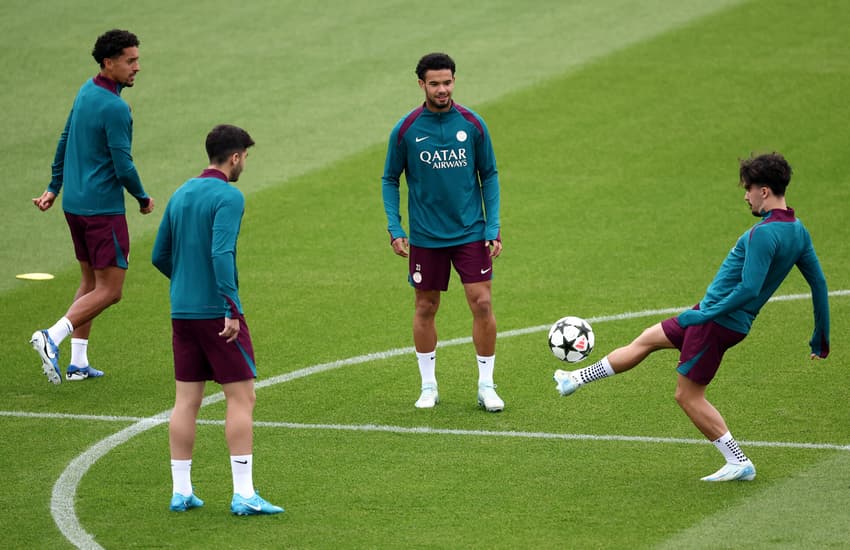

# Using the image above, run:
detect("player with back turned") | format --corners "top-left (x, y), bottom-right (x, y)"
top-left (554, 152), bottom-right (830, 481)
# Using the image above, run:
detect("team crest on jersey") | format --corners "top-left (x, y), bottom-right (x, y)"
top-left (456, 130), bottom-right (467, 142)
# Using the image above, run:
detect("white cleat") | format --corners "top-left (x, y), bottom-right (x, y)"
top-left (553, 369), bottom-right (580, 396)
top-left (700, 462), bottom-right (756, 482)
top-left (415, 383), bottom-right (439, 409)
top-left (477, 383), bottom-right (505, 412)
top-left (30, 330), bottom-right (62, 385)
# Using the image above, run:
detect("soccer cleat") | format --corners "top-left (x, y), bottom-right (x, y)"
top-left (230, 492), bottom-right (284, 516)
top-left (700, 462), bottom-right (757, 482)
top-left (414, 383), bottom-right (439, 409)
top-left (30, 330), bottom-right (61, 385)
top-left (554, 369), bottom-right (581, 396)
top-left (477, 382), bottom-right (505, 412)
top-left (66, 365), bottom-right (105, 381)
top-left (169, 492), bottom-right (204, 512)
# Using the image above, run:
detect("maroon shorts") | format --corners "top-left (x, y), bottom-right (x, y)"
top-left (64, 213), bottom-right (130, 269)
top-left (661, 307), bottom-right (747, 385)
top-left (171, 317), bottom-right (257, 384)
top-left (409, 241), bottom-right (493, 291)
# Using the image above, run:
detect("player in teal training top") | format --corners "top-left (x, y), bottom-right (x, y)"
top-left (554, 152), bottom-right (830, 482)
top-left (382, 52), bottom-right (505, 412)
top-left (152, 124), bottom-right (283, 516)
top-left (30, 29), bottom-right (154, 385)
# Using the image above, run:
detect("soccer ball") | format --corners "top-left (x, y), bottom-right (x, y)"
top-left (548, 316), bottom-right (594, 363)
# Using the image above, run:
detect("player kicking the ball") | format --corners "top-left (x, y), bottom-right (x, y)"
top-left (152, 125), bottom-right (283, 515)
top-left (555, 152), bottom-right (830, 482)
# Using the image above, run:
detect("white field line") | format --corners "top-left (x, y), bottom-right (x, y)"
top-left (5, 289), bottom-right (845, 550)
top-left (4, 410), bottom-right (848, 452)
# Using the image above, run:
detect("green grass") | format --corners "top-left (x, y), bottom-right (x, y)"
top-left (2, 0), bottom-right (849, 548)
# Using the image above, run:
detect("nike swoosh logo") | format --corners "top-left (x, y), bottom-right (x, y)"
top-left (480, 267), bottom-right (492, 274)
top-left (234, 460), bottom-right (248, 464)
top-left (246, 503), bottom-right (262, 511)
top-left (415, 136), bottom-right (429, 143)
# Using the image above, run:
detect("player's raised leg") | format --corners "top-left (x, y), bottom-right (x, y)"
top-left (555, 322), bottom-right (674, 396)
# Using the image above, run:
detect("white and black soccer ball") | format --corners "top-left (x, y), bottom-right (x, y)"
top-left (548, 316), bottom-right (594, 363)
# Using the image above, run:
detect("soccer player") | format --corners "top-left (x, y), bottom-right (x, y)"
top-left (554, 152), bottom-right (830, 481)
top-left (152, 124), bottom-right (283, 516)
top-left (30, 29), bottom-right (155, 384)
top-left (382, 53), bottom-right (504, 412)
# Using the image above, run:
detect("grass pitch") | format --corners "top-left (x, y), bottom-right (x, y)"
top-left (1, 0), bottom-right (849, 548)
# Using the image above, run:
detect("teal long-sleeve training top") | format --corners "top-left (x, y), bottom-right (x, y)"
top-left (151, 169), bottom-right (244, 320)
top-left (47, 74), bottom-right (149, 215)
top-left (382, 102), bottom-right (500, 247)
top-left (678, 207), bottom-right (830, 357)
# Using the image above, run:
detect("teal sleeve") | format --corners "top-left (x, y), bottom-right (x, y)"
top-left (212, 192), bottom-right (244, 318)
top-left (104, 103), bottom-right (149, 207)
top-left (47, 111), bottom-right (72, 195)
top-left (475, 118), bottom-right (500, 241)
top-left (679, 229), bottom-right (774, 327)
top-left (381, 126), bottom-right (407, 240)
top-left (797, 239), bottom-right (830, 357)
top-left (151, 203), bottom-right (173, 279)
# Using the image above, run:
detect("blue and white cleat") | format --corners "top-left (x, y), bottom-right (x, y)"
top-left (30, 330), bottom-right (61, 385)
top-left (230, 492), bottom-right (284, 516)
top-left (66, 365), bottom-right (105, 381)
top-left (170, 492), bottom-right (204, 512)
top-left (414, 383), bottom-right (439, 409)
top-left (554, 369), bottom-right (581, 396)
top-left (700, 462), bottom-right (756, 482)
top-left (477, 382), bottom-right (505, 412)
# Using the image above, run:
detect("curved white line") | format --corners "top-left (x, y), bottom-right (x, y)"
top-left (51, 290), bottom-right (850, 548)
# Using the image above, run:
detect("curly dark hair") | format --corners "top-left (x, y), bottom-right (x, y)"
top-left (739, 152), bottom-right (793, 196)
top-left (415, 53), bottom-right (455, 80)
top-left (206, 125), bottom-right (255, 164)
top-left (92, 29), bottom-right (139, 67)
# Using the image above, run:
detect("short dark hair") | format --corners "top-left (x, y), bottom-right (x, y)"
top-left (205, 125), bottom-right (255, 164)
top-left (739, 152), bottom-right (793, 196)
top-left (92, 29), bottom-right (139, 67)
top-left (415, 53), bottom-right (456, 80)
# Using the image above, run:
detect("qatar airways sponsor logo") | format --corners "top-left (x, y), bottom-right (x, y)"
top-left (419, 147), bottom-right (468, 169)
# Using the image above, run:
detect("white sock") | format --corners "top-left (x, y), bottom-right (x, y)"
top-left (170, 459), bottom-right (193, 496)
top-left (712, 431), bottom-right (749, 465)
top-left (416, 350), bottom-right (436, 386)
top-left (47, 317), bottom-right (74, 346)
top-left (477, 354), bottom-right (495, 385)
top-left (575, 356), bottom-right (615, 386)
top-left (70, 338), bottom-right (89, 367)
top-left (231, 454), bottom-right (255, 498)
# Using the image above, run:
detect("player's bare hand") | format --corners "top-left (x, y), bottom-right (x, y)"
top-left (32, 191), bottom-right (56, 211)
top-left (140, 196), bottom-right (155, 215)
top-left (487, 239), bottom-right (502, 258)
top-left (219, 317), bottom-right (240, 343)
top-left (392, 237), bottom-right (409, 258)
